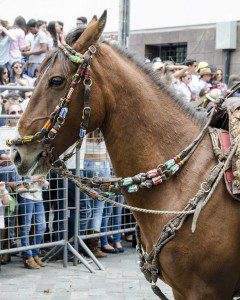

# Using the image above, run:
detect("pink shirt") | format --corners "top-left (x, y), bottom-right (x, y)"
top-left (9, 28), bottom-right (25, 63)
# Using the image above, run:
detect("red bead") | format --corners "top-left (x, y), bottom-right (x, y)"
top-left (146, 169), bottom-right (159, 178)
top-left (152, 176), bottom-right (162, 185)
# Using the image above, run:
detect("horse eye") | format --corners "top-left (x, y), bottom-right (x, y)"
top-left (50, 76), bottom-right (65, 87)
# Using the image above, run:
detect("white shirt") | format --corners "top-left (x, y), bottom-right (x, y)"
top-left (29, 30), bottom-right (47, 63)
top-left (176, 82), bottom-right (192, 102)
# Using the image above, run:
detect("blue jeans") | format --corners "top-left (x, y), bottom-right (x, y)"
top-left (18, 196), bottom-right (46, 258)
top-left (67, 169), bottom-right (91, 237)
top-left (100, 196), bottom-right (124, 245)
top-left (82, 159), bottom-right (111, 233)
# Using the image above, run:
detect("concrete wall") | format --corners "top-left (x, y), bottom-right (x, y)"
top-left (128, 24), bottom-right (240, 76)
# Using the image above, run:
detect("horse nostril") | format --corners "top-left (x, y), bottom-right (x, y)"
top-left (14, 150), bottom-right (22, 167)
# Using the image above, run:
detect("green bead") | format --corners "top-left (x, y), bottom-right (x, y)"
top-left (127, 185), bottom-right (139, 193)
top-left (69, 55), bottom-right (83, 63)
top-left (165, 159), bottom-right (175, 169)
top-left (122, 177), bottom-right (133, 186)
top-left (170, 164), bottom-right (179, 174)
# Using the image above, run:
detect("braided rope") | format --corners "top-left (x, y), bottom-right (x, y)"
top-left (53, 166), bottom-right (196, 215)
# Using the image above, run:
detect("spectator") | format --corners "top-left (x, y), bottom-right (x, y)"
top-left (83, 130), bottom-right (110, 258)
top-left (47, 21), bottom-right (59, 48)
top-left (100, 194), bottom-right (125, 253)
top-left (0, 181), bottom-right (11, 264)
top-left (56, 21), bottom-right (64, 44)
top-left (195, 61), bottom-right (209, 73)
top-left (199, 67), bottom-right (213, 93)
top-left (184, 59), bottom-right (202, 100)
top-left (57, 21), bottom-right (64, 33)
top-left (0, 101), bottom-right (23, 264)
top-left (10, 61), bottom-right (33, 87)
top-left (18, 175), bottom-right (47, 269)
top-left (23, 19), bottom-right (47, 78)
top-left (211, 68), bottom-right (227, 92)
top-left (38, 20), bottom-right (53, 51)
top-left (8, 16), bottom-right (26, 65)
top-left (0, 65), bottom-right (10, 85)
top-left (0, 20), bottom-right (16, 68)
top-left (175, 71), bottom-right (192, 102)
top-left (76, 17), bottom-right (88, 29)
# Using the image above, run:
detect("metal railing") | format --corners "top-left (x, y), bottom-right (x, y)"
top-left (0, 86), bottom-right (136, 272)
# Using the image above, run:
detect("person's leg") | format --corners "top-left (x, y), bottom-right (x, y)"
top-left (18, 197), bottom-right (33, 258)
top-left (32, 201), bottom-right (46, 257)
top-left (31, 201), bottom-right (46, 267)
top-left (113, 196), bottom-right (124, 252)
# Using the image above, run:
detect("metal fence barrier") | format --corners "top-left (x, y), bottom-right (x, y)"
top-left (0, 86), bottom-right (136, 272)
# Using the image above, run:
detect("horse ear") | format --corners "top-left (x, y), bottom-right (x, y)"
top-left (87, 15), bottom-right (98, 27)
top-left (73, 10), bottom-right (107, 52)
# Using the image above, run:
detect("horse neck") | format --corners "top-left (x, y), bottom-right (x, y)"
top-left (97, 46), bottom-right (203, 177)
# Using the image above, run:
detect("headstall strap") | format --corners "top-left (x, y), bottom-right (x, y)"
top-left (6, 42), bottom-right (97, 165)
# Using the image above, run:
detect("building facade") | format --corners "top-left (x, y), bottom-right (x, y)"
top-left (128, 22), bottom-right (240, 75)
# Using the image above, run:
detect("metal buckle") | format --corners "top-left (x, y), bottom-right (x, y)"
top-left (83, 78), bottom-right (92, 86)
top-left (88, 45), bottom-right (97, 54)
top-left (83, 107), bottom-right (91, 117)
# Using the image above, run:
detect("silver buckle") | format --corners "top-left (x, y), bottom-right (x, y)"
top-left (88, 45), bottom-right (97, 54)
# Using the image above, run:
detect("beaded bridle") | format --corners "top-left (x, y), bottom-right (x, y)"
top-left (7, 42), bottom-right (97, 166)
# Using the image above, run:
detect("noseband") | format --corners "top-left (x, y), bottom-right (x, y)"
top-left (7, 42), bottom-right (97, 166)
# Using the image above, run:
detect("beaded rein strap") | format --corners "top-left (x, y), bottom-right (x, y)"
top-left (6, 42), bottom-right (97, 154)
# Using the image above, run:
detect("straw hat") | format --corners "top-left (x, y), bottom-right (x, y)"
top-left (196, 61), bottom-right (209, 72)
top-left (200, 67), bottom-right (212, 76)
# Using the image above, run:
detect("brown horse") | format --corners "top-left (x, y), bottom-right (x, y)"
top-left (10, 12), bottom-right (240, 299)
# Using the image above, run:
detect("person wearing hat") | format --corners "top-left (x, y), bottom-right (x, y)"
top-left (199, 67), bottom-right (213, 92)
top-left (195, 61), bottom-right (209, 73)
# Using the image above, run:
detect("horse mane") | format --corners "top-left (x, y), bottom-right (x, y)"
top-left (103, 41), bottom-right (207, 125)
top-left (39, 28), bottom-right (207, 125)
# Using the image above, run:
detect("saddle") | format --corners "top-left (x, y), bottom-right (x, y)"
top-left (209, 97), bottom-right (240, 201)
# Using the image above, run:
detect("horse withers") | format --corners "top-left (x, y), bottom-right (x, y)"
top-left (10, 11), bottom-right (240, 299)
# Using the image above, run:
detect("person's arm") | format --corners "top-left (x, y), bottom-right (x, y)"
top-left (172, 65), bottom-right (189, 78)
top-left (23, 43), bottom-right (47, 57)
top-left (0, 25), bottom-right (16, 41)
top-left (0, 182), bottom-right (10, 206)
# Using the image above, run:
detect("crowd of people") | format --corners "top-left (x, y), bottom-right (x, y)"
top-left (0, 14), bottom-right (240, 271)
top-left (150, 57), bottom-right (240, 106)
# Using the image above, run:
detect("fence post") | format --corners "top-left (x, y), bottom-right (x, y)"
top-left (63, 176), bottom-right (68, 268)
top-left (73, 148), bottom-right (80, 266)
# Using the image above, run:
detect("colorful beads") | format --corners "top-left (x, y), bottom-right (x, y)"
top-left (146, 169), bottom-right (159, 178)
top-left (127, 185), bottom-right (139, 193)
top-left (122, 177), bottom-right (133, 186)
top-left (79, 128), bottom-right (86, 138)
top-left (152, 176), bottom-right (162, 185)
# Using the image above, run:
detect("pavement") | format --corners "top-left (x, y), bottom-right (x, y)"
top-left (0, 242), bottom-right (174, 300)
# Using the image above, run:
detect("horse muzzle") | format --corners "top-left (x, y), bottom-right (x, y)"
top-left (10, 143), bottom-right (50, 176)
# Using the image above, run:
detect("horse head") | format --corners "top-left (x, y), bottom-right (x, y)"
top-left (10, 11), bottom-right (108, 176)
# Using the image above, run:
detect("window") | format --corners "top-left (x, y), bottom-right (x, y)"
top-left (145, 43), bottom-right (187, 63)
